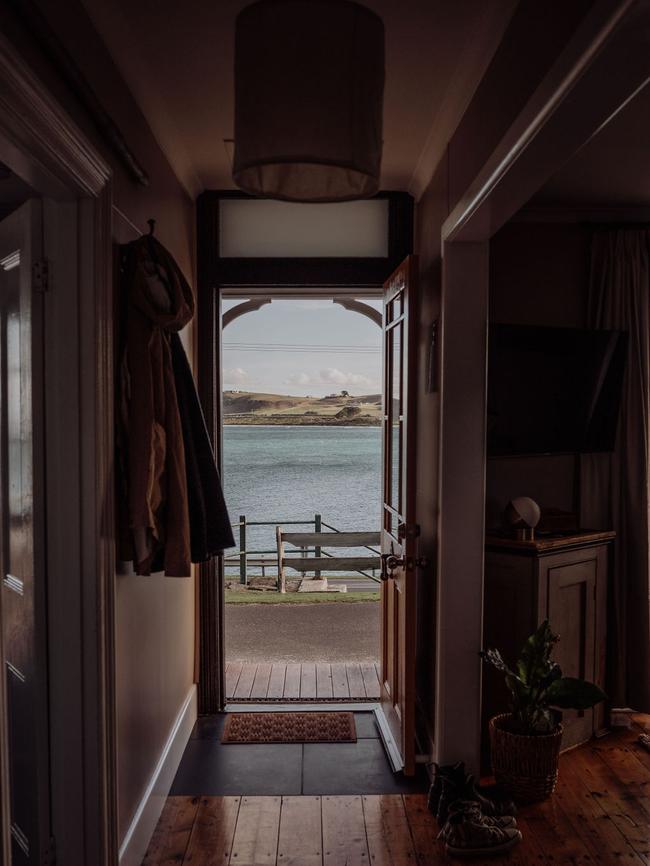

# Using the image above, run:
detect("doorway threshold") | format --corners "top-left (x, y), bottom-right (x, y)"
top-left (223, 703), bottom-right (404, 774)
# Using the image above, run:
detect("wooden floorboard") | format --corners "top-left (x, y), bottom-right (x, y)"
top-left (144, 720), bottom-right (650, 865)
top-left (226, 662), bottom-right (375, 702)
top-left (322, 795), bottom-right (368, 866)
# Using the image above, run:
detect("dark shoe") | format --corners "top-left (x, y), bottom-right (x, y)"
top-left (437, 776), bottom-right (464, 825)
top-left (427, 761), bottom-right (465, 816)
top-left (438, 801), bottom-right (522, 859)
top-left (441, 801), bottom-right (517, 832)
top-left (464, 774), bottom-right (517, 817)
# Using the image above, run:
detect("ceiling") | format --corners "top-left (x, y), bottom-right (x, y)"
top-left (81, 0), bottom-right (516, 200)
top-left (533, 80), bottom-right (650, 207)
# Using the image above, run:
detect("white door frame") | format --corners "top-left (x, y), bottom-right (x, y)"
top-left (0, 31), bottom-right (117, 866)
top-left (434, 0), bottom-right (649, 772)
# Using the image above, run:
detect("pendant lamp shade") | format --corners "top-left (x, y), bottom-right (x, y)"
top-left (233, 0), bottom-right (385, 202)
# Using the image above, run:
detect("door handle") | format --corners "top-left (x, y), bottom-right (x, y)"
top-left (381, 553), bottom-right (429, 580)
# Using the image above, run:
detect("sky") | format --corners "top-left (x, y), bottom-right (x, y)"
top-left (222, 298), bottom-right (382, 396)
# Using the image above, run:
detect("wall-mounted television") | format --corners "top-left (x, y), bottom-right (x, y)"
top-left (487, 324), bottom-right (628, 457)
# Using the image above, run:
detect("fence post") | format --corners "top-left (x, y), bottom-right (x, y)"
top-left (239, 515), bottom-right (247, 585)
top-left (315, 513), bottom-right (322, 579)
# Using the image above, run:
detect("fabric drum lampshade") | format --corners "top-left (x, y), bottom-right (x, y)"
top-left (233, 0), bottom-right (385, 202)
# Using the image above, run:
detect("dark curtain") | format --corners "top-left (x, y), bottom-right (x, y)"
top-left (581, 228), bottom-right (650, 710)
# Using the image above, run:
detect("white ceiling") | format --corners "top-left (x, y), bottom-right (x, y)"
top-left (81, 0), bottom-right (516, 200)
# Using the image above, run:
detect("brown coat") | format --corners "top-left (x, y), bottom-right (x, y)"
top-left (119, 235), bottom-right (195, 576)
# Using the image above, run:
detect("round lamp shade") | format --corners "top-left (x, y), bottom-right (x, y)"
top-left (233, 0), bottom-right (385, 202)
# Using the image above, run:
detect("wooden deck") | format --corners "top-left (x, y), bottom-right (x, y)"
top-left (145, 717), bottom-right (650, 865)
top-left (226, 661), bottom-right (381, 701)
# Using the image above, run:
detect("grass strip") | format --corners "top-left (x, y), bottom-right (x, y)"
top-left (225, 591), bottom-right (379, 604)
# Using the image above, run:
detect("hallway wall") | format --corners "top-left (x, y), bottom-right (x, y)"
top-left (1, 0), bottom-right (197, 844)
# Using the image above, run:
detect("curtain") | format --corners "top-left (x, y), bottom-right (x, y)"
top-left (581, 228), bottom-right (650, 710)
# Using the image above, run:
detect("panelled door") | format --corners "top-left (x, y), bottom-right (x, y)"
top-left (0, 201), bottom-right (49, 864)
top-left (379, 255), bottom-right (418, 776)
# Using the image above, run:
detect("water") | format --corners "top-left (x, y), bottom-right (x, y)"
top-left (222, 426), bottom-right (382, 577)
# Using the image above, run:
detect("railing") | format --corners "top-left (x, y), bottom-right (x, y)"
top-left (224, 513), bottom-right (381, 585)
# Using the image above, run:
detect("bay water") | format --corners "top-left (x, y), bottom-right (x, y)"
top-left (222, 425), bottom-right (382, 577)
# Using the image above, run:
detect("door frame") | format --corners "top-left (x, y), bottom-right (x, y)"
top-left (0, 30), bottom-right (117, 866)
top-left (434, 0), bottom-right (649, 772)
top-left (196, 190), bottom-right (414, 712)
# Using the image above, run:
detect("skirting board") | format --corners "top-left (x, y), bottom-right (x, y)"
top-left (119, 685), bottom-right (197, 866)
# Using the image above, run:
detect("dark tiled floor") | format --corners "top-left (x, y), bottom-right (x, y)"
top-left (171, 712), bottom-right (427, 796)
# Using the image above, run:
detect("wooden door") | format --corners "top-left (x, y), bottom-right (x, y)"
top-left (0, 201), bottom-right (49, 864)
top-left (546, 554), bottom-right (598, 749)
top-left (379, 255), bottom-right (418, 775)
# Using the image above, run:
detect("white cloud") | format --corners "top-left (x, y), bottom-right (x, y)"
top-left (319, 368), bottom-right (374, 387)
top-left (223, 367), bottom-right (250, 386)
top-left (284, 372), bottom-right (312, 386)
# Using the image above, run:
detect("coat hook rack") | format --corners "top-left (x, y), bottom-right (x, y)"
top-left (147, 218), bottom-right (156, 236)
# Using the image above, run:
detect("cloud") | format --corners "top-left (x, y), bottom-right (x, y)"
top-left (319, 368), bottom-right (375, 387)
top-left (284, 372), bottom-right (312, 386)
top-left (223, 367), bottom-right (250, 386)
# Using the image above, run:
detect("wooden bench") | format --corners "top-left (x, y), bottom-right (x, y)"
top-left (275, 528), bottom-right (381, 593)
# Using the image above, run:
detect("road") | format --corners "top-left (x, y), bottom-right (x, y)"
top-left (225, 601), bottom-right (380, 663)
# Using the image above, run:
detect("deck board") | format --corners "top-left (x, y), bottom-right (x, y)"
top-left (225, 662), bottom-right (378, 702)
top-left (300, 663), bottom-right (317, 699)
top-left (144, 722), bottom-right (650, 864)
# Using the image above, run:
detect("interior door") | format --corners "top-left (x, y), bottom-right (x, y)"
top-left (0, 201), bottom-right (49, 864)
top-left (379, 255), bottom-right (418, 776)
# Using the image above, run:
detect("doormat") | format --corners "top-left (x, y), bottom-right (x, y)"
top-left (221, 712), bottom-right (357, 744)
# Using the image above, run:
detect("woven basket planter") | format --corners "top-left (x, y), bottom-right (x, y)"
top-left (489, 713), bottom-right (563, 803)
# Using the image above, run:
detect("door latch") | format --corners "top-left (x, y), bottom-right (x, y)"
top-left (381, 548), bottom-right (429, 580)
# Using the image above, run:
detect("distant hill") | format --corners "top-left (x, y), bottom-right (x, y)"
top-left (223, 391), bottom-right (381, 425)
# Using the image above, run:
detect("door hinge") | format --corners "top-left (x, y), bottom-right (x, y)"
top-left (44, 835), bottom-right (56, 866)
top-left (398, 522), bottom-right (420, 540)
top-left (33, 258), bottom-right (50, 293)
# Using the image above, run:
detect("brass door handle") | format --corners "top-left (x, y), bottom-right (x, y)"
top-left (381, 553), bottom-right (429, 580)
top-left (380, 552), bottom-right (406, 580)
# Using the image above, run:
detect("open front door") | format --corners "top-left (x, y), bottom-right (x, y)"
top-left (379, 255), bottom-right (418, 776)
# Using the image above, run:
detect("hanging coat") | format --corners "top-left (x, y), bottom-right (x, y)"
top-left (118, 235), bottom-right (194, 576)
top-left (170, 332), bottom-right (235, 559)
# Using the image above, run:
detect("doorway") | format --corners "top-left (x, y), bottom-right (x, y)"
top-left (196, 191), bottom-right (419, 775)
top-left (220, 296), bottom-right (384, 704)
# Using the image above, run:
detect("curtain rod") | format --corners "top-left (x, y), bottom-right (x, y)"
top-left (8, 0), bottom-right (149, 187)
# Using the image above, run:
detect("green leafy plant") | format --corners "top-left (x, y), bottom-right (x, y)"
top-left (482, 620), bottom-right (606, 735)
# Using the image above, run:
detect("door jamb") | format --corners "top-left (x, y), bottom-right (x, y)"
top-left (0, 30), bottom-right (117, 866)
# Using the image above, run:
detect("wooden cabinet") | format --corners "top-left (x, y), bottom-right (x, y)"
top-left (482, 531), bottom-right (613, 754)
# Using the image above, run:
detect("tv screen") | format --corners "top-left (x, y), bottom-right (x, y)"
top-left (487, 324), bottom-right (627, 457)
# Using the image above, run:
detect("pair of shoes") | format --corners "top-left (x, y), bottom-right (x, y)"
top-left (437, 800), bottom-right (522, 858)
top-left (428, 762), bottom-right (516, 825)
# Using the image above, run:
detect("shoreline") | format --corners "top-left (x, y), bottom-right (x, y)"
top-left (223, 423), bottom-right (381, 428)
top-left (224, 418), bottom-right (380, 427)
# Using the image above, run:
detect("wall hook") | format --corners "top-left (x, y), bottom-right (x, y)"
top-left (147, 218), bottom-right (156, 236)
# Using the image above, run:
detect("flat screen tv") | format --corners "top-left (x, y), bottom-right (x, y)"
top-left (487, 324), bottom-right (628, 457)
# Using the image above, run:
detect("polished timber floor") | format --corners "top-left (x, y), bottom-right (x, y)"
top-left (147, 715), bottom-right (650, 865)
top-left (171, 712), bottom-right (426, 797)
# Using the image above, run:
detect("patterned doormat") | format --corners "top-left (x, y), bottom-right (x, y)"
top-left (221, 711), bottom-right (357, 744)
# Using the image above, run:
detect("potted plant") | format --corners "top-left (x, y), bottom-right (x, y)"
top-left (482, 620), bottom-right (606, 803)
